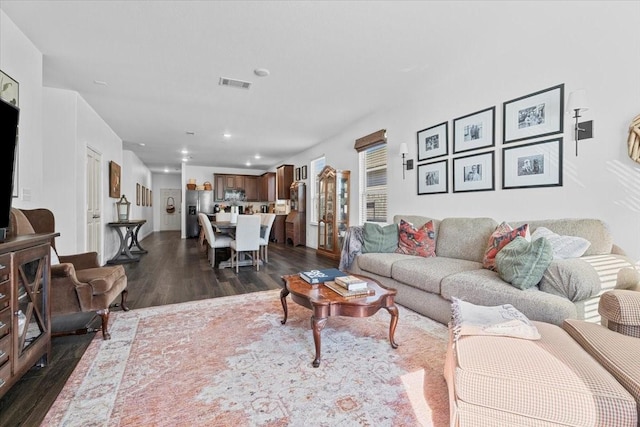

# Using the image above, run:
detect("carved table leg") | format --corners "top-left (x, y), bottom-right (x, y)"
top-left (312, 315), bottom-right (327, 368)
top-left (280, 288), bottom-right (289, 325)
top-left (385, 304), bottom-right (399, 349)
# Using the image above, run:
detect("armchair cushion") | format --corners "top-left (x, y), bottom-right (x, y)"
top-left (76, 266), bottom-right (126, 294)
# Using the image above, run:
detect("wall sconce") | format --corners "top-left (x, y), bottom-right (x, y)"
top-left (567, 89), bottom-right (593, 156)
top-left (399, 143), bottom-right (413, 179)
top-left (116, 194), bottom-right (131, 221)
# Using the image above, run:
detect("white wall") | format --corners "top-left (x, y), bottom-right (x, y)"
top-left (122, 150), bottom-right (153, 240)
top-left (282, 2), bottom-right (640, 260)
top-left (0, 10), bottom-right (44, 208)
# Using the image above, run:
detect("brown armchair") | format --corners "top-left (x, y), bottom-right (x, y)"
top-left (9, 208), bottom-right (129, 339)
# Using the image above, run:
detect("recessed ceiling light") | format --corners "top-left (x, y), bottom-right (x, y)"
top-left (182, 157), bottom-right (189, 162)
top-left (246, 161), bottom-right (251, 166)
top-left (254, 154), bottom-right (261, 159)
top-left (93, 80), bottom-right (108, 86)
top-left (138, 142), bottom-right (145, 147)
top-left (164, 168), bottom-right (169, 173)
top-left (186, 131), bottom-right (195, 135)
top-left (254, 68), bottom-right (270, 77)
top-left (181, 149), bottom-right (188, 154)
top-left (223, 133), bottom-right (231, 138)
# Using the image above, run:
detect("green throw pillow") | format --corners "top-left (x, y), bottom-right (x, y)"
top-left (495, 236), bottom-right (553, 290)
top-left (362, 222), bottom-right (398, 253)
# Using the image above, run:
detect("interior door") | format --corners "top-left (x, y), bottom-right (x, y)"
top-left (160, 188), bottom-right (182, 231)
top-left (86, 147), bottom-right (101, 257)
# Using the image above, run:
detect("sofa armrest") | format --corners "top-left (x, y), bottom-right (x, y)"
top-left (338, 226), bottom-right (364, 271)
top-left (58, 252), bottom-right (100, 270)
top-left (599, 290), bottom-right (640, 338)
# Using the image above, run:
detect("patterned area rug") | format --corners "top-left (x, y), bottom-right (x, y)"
top-left (43, 289), bottom-right (450, 427)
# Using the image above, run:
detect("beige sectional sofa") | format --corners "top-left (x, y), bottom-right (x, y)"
top-left (445, 289), bottom-right (640, 426)
top-left (341, 215), bottom-right (633, 326)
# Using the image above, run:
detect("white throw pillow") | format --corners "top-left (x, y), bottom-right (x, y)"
top-left (531, 226), bottom-right (590, 259)
top-left (50, 247), bottom-right (60, 265)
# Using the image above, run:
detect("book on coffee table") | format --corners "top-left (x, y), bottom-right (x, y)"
top-left (324, 280), bottom-right (374, 298)
top-left (299, 268), bottom-right (344, 284)
top-left (334, 275), bottom-right (368, 290)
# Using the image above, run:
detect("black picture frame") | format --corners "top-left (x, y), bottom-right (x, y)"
top-left (503, 84), bottom-right (564, 144)
top-left (417, 160), bottom-right (448, 195)
top-left (502, 138), bottom-right (563, 189)
top-left (301, 165), bottom-right (307, 180)
top-left (453, 151), bottom-right (495, 193)
top-left (417, 122), bottom-right (448, 162)
top-left (453, 107), bottom-right (495, 154)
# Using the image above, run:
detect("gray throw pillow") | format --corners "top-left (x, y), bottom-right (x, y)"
top-left (362, 222), bottom-right (398, 253)
top-left (495, 236), bottom-right (553, 290)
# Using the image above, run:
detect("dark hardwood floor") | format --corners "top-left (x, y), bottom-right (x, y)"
top-left (0, 231), bottom-right (337, 426)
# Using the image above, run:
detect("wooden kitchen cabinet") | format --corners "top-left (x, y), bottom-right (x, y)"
top-left (244, 176), bottom-right (258, 201)
top-left (258, 172), bottom-right (276, 202)
top-left (276, 165), bottom-right (294, 200)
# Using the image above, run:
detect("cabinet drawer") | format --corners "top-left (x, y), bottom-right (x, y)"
top-left (0, 254), bottom-right (9, 283)
top-left (0, 280), bottom-right (9, 311)
top-left (0, 359), bottom-right (10, 393)
top-left (0, 307), bottom-right (10, 339)
top-left (0, 333), bottom-right (10, 367)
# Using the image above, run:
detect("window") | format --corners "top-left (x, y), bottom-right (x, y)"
top-left (310, 156), bottom-right (326, 224)
top-left (359, 144), bottom-right (387, 224)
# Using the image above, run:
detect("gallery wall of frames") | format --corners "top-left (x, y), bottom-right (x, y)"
top-left (416, 84), bottom-right (564, 195)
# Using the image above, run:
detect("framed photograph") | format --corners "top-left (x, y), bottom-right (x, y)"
top-left (0, 70), bottom-right (19, 107)
top-left (142, 186), bottom-right (146, 206)
top-left (453, 151), bottom-right (495, 193)
top-left (150, 190), bottom-right (153, 207)
top-left (295, 167), bottom-right (301, 181)
top-left (136, 183), bottom-right (141, 205)
top-left (146, 188), bottom-right (150, 206)
top-left (301, 165), bottom-right (308, 180)
top-left (503, 84), bottom-right (564, 143)
top-left (502, 138), bottom-right (563, 189)
top-left (109, 161), bottom-right (121, 198)
top-left (417, 122), bottom-right (448, 161)
top-left (453, 107), bottom-right (495, 153)
top-left (417, 160), bottom-right (448, 195)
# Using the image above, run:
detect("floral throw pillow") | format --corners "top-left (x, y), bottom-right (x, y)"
top-left (395, 219), bottom-right (436, 258)
top-left (482, 222), bottom-right (530, 271)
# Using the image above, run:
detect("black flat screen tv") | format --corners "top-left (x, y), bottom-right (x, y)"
top-left (0, 98), bottom-right (19, 242)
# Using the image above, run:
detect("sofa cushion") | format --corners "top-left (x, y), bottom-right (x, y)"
top-left (495, 236), bottom-right (553, 290)
top-left (531, 226), bottom-right (591, 259)
top-left (511, 218), bottom-right (613, 256)
top-left (361, 222), bottom-right (398, 253)
top-left (441, 269), bottom-right (577, 325)
top-left (482, 222), bottom-right (529, 271)
top-left (355, 252), bottom-right (421, 278)
top-left (563, 319), bottom-right (640, 418)
top-left (436, 217), bottom-right (498, 263)
top-left (395, 219), bottom-right (435, 258)
top-left (453, 321), bottom-right (637, 426)
top-left (539, 258), bottom-right (602, 301)
top-left (391, 257), bottom-right (481, 294)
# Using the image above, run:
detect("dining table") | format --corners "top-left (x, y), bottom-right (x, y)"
top-left (210, 219), bottom-right (267, 269)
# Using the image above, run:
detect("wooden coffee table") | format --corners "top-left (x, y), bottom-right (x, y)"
top-left (280, 274), bottom-right (398, 367)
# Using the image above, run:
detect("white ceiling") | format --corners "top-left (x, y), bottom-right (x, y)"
top-left (1, 1), bottom-right (568, 173)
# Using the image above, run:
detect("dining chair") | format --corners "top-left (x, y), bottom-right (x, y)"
top-left (229, 214), bottom-right (261, 273)
top-left (200, 213), bottom-right (232, 268)
top-left (259, 213), bottom-right (276, 263)
top-left (197, 213), bottom-right (208, 251)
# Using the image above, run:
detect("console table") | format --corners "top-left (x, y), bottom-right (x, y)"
top-left (107, 220), bottom-right (147, 264)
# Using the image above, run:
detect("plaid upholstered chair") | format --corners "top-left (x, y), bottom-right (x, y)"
top-left (9, 208), bottom-right (129, 340)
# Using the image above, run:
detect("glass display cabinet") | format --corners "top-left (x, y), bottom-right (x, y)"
top-left (317, 166), bottom-right (350, 260)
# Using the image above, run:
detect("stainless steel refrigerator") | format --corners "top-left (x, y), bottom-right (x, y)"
top-left (185, 190), bottom-right (214, 238)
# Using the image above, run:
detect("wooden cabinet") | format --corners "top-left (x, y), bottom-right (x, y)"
top-left (271, 214), bottom-right (287, 243)
top-left (286, 181), bottom-right (306, 246)
top-left (0, 233), bottom-right (55, 399)
top-left (244, 176), bottom-right (258, 201)
top-left (214, 175), bottom-right (225, 201)
top-left (317, 166), bottom-right (350, 260)
top-left (276, 165), bottom-right (294, 200)
top-left (258, 172), bottom-right (276, 202)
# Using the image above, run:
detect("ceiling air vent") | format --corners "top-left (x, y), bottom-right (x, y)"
top-left (219, 77), bottom-right (252, 90)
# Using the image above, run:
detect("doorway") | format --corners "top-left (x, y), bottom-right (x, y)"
top-left (86, 147), bottom-right (102, 256)
top-left (160, 188), bottom-right (181, 231)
